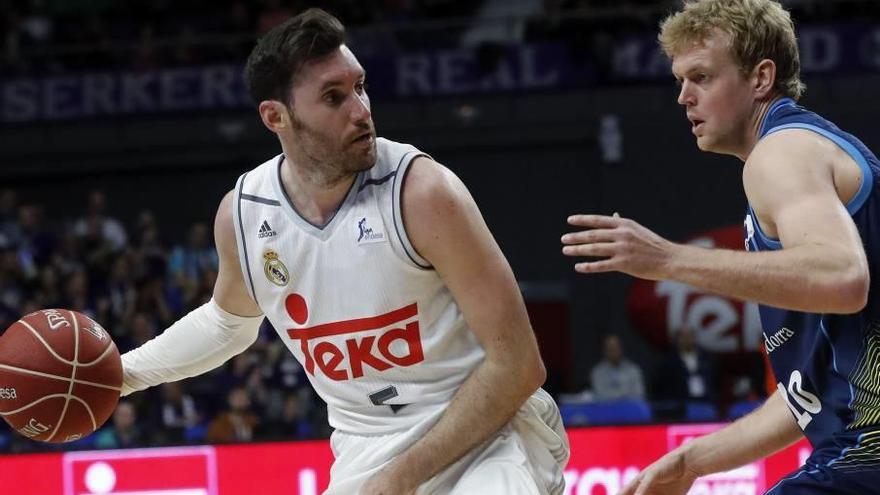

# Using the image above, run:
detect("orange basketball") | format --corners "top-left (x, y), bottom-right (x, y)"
top-left (0, 309), bottom-right (122, 443)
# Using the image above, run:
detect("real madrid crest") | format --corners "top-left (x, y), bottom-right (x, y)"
top-left (263, 249), bottom-right (289, 286)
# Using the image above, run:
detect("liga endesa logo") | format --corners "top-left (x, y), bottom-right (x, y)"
top-left (285, 295), bottom-right (425, 381)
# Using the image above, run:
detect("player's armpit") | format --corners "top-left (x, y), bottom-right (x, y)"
top-left (213, 190), bottom-right (263, 317)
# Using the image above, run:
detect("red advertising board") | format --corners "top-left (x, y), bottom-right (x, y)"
top-left (0, 424), bottom-right (810, 494)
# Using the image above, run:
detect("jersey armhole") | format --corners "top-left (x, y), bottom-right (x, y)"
top-left (392, 152), bottom-right (433, 270)
top-left (765, 123), bottom-right (874, 215)
top-left (232, 172), bottom-right (260, 304)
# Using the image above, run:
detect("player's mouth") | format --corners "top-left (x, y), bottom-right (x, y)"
top-left (351, 131), bottom-right (374, 147)
top-left (690, 118), bottom-right (705, 134)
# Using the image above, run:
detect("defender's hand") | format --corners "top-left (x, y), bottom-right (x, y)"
top-left (562, 214), bottom-right (676, 280)
top-left (620, 450), bottom-right (700, 495)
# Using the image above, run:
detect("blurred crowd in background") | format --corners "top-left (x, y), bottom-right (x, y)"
top-left (0, 188), bottom-right (329, 452)
top-left (4, 0), bottom-right (877, 76)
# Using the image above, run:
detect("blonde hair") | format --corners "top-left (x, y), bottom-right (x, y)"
top-left (659, 0), bottom-right (805, 100)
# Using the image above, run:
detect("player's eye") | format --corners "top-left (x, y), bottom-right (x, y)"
top-left (324, 92), bottom-right (343, 105)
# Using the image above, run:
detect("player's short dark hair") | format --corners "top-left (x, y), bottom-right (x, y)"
top-left (244, 8), bottom-right (347, 106)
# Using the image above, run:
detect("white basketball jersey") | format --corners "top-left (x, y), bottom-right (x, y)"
top-left (232, 138), bottom-right (485, 434)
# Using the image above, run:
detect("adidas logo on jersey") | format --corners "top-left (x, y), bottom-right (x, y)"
top-left (258, 220), bottom-right (277, 239)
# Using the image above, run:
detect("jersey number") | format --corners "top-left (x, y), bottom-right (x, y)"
top-left (777, 370), bottom-right (822, 430)
top-left (369, 386), bottom-right (408, 413)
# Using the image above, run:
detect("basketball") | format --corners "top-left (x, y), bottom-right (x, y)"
top-left (0, 309), bottom-right (122, 443)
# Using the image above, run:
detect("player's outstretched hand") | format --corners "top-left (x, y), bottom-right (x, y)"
top-left (562, 214), bottom-right (675, 280)
top-left (619, 450), bottom-right (699, 495)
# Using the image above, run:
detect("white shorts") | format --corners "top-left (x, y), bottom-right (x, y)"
top-left (324, 388), bottom-right (570, 495)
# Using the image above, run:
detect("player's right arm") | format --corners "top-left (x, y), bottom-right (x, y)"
top-left (212, 190), bottom-right (262, 317)
top-left (620, 390), bottom-right (802, 495)
top-left (120, 191), bottom-right (263, 396)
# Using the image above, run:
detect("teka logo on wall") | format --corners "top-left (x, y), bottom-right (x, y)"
top-left (63, 446), bottom-right (218, 495)
top-left (627, 225), bottom-right (763, 355)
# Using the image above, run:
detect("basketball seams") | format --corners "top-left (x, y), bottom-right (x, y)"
top-left (16, 320), bottom-right (75, 365)
top-left (78, 341), bottom-right (116, 367)
top-left (67, 395), bottom-right (97, 431)
top-left (0, 393), bottom-right (69, 416)
top-left (0, 395), bottom-right (97, 432)
top-left (0, 363), bottom-right (121, 391)
top-left (45, 311), bottom-right (80, 442)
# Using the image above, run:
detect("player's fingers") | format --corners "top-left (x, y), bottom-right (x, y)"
top-left (567, 214), bottom-right (621, 228)
top-left (574, 259), bottom-right (616, 273)
top-left (562, 242), bottom-right (616, 257)
top-left (632, 473), bottom-right (656, 495)
top-left (561, 229), bottom-right (616, 245)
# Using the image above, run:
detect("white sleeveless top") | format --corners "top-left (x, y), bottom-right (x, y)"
top-left (232, 138), bottom-right (485, 434)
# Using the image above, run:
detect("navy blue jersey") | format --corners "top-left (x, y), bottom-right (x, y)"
top-left (745, 97), bottom-right (880, 469)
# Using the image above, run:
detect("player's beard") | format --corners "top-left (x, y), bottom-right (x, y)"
top-left (288, 108), bottom-right (377, 187)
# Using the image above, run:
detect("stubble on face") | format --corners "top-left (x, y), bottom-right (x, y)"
top-left (286, 105), bottom-right (377, 187)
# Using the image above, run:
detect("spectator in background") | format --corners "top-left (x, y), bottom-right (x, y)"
top-left (17, 204), bottom-right (55, 281)
top-left (98, 254), bottom-right (137, 329)
top-left (0, 189), bottom-right (19, 247)
top-left (590, 334), bottom-right (645, 401)
top-left (168, 222), bottom-right (218, 303)
top-left (73, 191), bottom-right (127, 252)
top-left (259, 392), bottom-right (314, 441)
top-left (156, 382), bottom-right (201, 444)
top-left (651, 324), bottom-right (718, 420)
top-left (94, 401), bottom-right (144, 449)
top-left (206, 386), bottom-right (259, 444)
top-left (60, 268), bottom-right (94, 317)
top-left (126, 312), bottom-right (157, 349)
top-left (0, 245), bottom-right (24, 329)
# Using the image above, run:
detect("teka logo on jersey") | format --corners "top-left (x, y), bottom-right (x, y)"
top-left (287, 303), bottom-right (424, 381)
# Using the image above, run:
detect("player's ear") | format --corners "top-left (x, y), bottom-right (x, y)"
top-left (258, 100), bottom-right (290, 134)
top-left (752, 59), bottom-right (776, 99)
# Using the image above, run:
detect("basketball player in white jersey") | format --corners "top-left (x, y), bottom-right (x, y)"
top-left (118, 8), bottom-right (568, 495)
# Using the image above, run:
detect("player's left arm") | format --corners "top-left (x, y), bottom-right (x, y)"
top-left (361, 156), bottom-right (547, 494)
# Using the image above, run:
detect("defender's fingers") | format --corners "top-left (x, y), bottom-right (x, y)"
top-left (574, 259), bottom-right (617, 273)
top-left (561, 229), bottom-right (617, 245)
top-left (562, 243), bottom-right (616, 257)
top-left (567, 214), bottom-right (621, 228)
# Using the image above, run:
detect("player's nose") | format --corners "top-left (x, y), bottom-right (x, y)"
top-left (677, 81), bottom-right (694, 106)
top-left (350, 93), bottom-right (371, 123)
